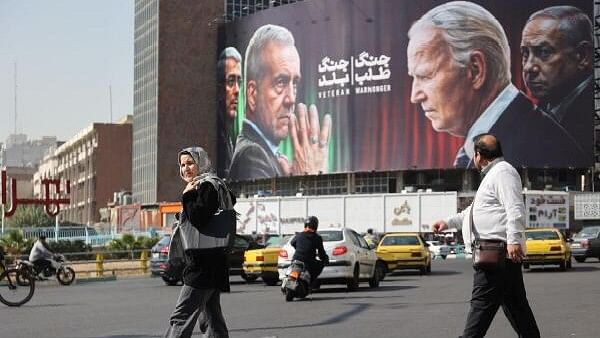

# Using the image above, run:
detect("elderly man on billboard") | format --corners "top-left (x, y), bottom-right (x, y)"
top-left (228, 24), bottom-right (332, 182)
top-left (407, 1), bottom-right (588, 169)
top-left (521, 5), bottom-right (593, 154)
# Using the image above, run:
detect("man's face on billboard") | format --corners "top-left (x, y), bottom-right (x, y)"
top-left (407, 29), bottom-right (474, 137)
top-left (224, 58), bottom-right (241, 120)
top-left (251, 42), bottom-right (300, 144)
top-left (521, 19), bottom-right (581, 104)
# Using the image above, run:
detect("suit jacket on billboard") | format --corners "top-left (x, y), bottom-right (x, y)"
top-left (228, 120), bottom-right (283, 181)
top-left (548, 79), bottom-right (593, 158)
top-left (488, 92), bottom-right (591, 169)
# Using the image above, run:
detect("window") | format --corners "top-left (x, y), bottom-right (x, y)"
top-left (381, 235), bottom-right (419, 246)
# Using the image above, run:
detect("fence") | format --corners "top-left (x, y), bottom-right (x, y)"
top-left (19, 227), bottom-right (153, 247)
top-left (3, 249), bottom-right (153, 278)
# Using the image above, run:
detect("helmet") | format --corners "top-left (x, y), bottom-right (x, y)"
top-left (304, 216), bottom-right (319, 230)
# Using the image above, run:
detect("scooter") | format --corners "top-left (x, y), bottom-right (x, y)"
top-left (16, 254), bottom-right (76, 286)
top-left (281, 260), bottom-right (311, 302)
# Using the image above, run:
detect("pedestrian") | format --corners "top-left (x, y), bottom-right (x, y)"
top-left (164, 146), bottom-right (236, 338)
top-left (432, 134), bottom-right (540, 338)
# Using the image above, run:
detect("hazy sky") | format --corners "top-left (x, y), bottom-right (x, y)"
top-left (0, 0), bottom-right (134, 144)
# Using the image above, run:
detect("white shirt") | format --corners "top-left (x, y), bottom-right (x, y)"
top-left (29, 240), bottom-right (53, 262)
top-left (444, 158), bottom-right (526, 252)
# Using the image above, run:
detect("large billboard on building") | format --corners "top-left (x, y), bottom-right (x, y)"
top-left (524, 191), bottom-right (569, 229)
top-left (218, 0), bottom-right (593, 181)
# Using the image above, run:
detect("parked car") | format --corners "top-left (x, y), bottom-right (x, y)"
top-left (150, 234), bottom-right (265, 285)
top-left (523, 228), bottom-right (571, 271)
top-left (243, 235), bottom-right (293, 286)
top-left (570, 226), bottom-right (600, 263)
top-left (277, 228), bottom-right (385, 291)
top-left (426, 240), bottom-right (451, 259)
top-left (376, 233), bottom-right (431, 274)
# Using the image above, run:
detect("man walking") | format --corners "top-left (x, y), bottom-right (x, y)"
top-left (432, 134), bottom-right (540, 338)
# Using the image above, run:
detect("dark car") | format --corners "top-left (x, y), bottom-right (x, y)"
top-left (150, 233), bottom-right (265, 285)
top-left (571, 226), bottom-right (600, 263)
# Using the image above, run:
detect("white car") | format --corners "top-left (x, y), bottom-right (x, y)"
top-left (278, 227), bottom-right (385, 291)
top-left (426, 241), bottom-right (452, 259)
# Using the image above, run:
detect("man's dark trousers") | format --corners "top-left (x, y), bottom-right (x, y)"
top-left (462, 259), bottom-right (540, 338)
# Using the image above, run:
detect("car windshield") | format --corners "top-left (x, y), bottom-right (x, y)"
top-left (265, 235), bottom-right (291, 248)
top-left (575, 227), bottom-right (600, 238)
top-left (381, 235), bottom-right (419, 246)
top-left (318, 231), bottom-right (344, 242)
top-left (158, 235), bottom-right (171, 246)
top-left (526, 231), bottom-right (559, 240)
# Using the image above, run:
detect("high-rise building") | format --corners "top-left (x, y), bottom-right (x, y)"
top-left (0, 135), bottom-right (58, 168)
top-left (132, 0), bottom-right (221, 204)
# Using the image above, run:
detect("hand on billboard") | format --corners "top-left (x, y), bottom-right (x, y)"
top-left (289, 103), bottom-right (332, 175)
top-left (431, 220), bottom-right (448, 233)
top-left (277, 153), bottom-right (292, 176)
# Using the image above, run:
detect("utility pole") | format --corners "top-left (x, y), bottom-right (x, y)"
top-left (14, 62), bottom-right (17, 135)
top-left (109, 84), bottom-right (113, 123)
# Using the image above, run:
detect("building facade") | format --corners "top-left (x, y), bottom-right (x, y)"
top-left (43, 117), bottom-right (133, 225)
top-left (0, 134), bottom-right (58, 168)
top-left (132, 0), bottom-right (222, 204)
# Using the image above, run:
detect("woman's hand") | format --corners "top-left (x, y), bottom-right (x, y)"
top-left (183, 179), bottom-right (199, 194)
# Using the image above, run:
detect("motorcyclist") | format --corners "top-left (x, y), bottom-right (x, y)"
top-left (363, 228), bottom-right (378, 247)
top-left (29, 235), bottom-right (55, 280)
top-left (290, 216), bottom-right (329, 288)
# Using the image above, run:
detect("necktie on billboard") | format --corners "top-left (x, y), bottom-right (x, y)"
top-left (453, 147), bottom-right (471, 168)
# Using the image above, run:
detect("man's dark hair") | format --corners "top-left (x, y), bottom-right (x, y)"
top-left (527, 6), bottom-right (592, 48)
top-left (473, 133), bottom-right (503, 161)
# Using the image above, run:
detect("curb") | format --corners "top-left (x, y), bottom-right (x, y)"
top-left (75, 275), bottom-right (117, 284)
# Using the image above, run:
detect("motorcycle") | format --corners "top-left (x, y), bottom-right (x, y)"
top-left (281, 260), bottom-right (311, 302)
top-left (16, 254), bottom-right (76, 286)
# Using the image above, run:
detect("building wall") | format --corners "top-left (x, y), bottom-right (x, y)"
top-left (55, 121), bottom-right (132, 225)
top-left (132, 0), bottom-right (221, 204)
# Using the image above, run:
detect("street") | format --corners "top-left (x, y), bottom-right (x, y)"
top-left (1, 258), bottom-right (598, 338)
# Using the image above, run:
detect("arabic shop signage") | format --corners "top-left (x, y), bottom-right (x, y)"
top-left (317, 51), bottom-right (392, 99)
top-left (1, 169), bottom-right (71, 217)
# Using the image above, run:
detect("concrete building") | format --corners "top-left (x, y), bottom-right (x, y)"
top-left (0, 134), bottom-right (59, 168)
top-left (132, 0), bottom-right (221, 204)
top-left (44, 116), bottom-right (133, 225)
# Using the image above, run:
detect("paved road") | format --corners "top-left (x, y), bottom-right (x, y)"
top-left (1, 258), bottom-right (598, 338)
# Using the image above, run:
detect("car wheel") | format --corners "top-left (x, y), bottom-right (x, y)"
top-left (346, 265), bottom-right (360, 291)
top-left (441, 255), bottom-right (447, 260)
top-left (566, 258), bottom-right (572, 269)
top-left (162, 275), bottom-right (179, 286)
top-left (263, 277), bottom-right (279, 286)
top-left (369, 263), bottom-right (383, 288)
top-left (241, 271), bottom-right (258, 282)
top-left (559, 260), bottom-right (566, 271)
top-left (426, 261), bottom-right (431, 273)
top-left (285, 289), bottom-right (294, 302)
top-left (375, 261), bottom-right (387, 281)
top-left (574, 257), bottom-right (586, 263)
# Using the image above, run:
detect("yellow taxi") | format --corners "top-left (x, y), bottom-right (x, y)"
top-left (376, 232), bottom-right (431, 274)
top-left (524, 228), bottom-right (572, 271)
top-left (243, 235), bottom-right (292, 286)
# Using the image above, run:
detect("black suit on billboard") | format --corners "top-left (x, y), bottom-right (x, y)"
top-left (228, 120), bottom-right (283, 181)
top-left (541, 79), bottom-right (593, 160)
top-left (457, 92), bottom-right (591, 169)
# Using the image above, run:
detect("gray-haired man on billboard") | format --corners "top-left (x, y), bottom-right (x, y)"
top-left (407, 1), bottom-right (587, 169)
top-left (521, 5), bottom-right (593, 154)
top-left (228, 24), bottom-right (332, 181)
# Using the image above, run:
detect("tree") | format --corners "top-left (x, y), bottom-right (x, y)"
top-left (5, 205), bottom-right (54, 228)
top-left (0, 229), bottom-right (33, 255)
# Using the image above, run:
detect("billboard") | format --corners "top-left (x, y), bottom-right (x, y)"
top-left (217, 0), bottom-right (593, 181)
top-left (574, 193), bottom-right (600, 220)
top-left (524, 191), bottom-right (569, 228)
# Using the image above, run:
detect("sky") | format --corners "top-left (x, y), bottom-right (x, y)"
top-left (0, 0), bottom-right (134, 144)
